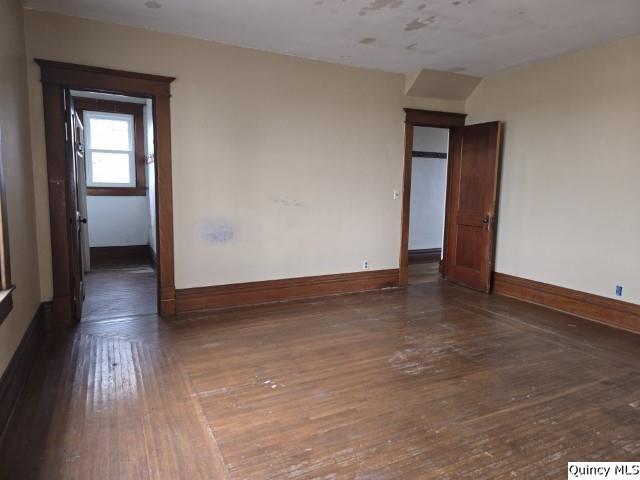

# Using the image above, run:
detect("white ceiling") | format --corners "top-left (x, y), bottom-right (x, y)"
top-left (23, 0), bottom-right (640, 76)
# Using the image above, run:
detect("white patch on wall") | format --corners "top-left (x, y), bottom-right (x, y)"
top-left (199, 220), bottom-right (235, 245)
top-left (272, 196), bottom-right (305, 208)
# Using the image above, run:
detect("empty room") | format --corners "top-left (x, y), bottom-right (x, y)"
top-left (0, 0), bottom-right (639, 478)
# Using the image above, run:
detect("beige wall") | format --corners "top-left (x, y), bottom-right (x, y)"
top-left (11, 7), bottom-right (640, 341)
top-left (467, 34), bottom-right (640, 304)
top-left (0, 0), bottom-right (42, 376)
top-left (23, 10), bottom-right (463, 295)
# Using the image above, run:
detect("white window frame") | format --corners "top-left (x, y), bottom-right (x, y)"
top-left (84, 111), bottom-right (136, 188)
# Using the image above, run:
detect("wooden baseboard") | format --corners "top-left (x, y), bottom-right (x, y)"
top-left (408, 248), bottom-right (441, 264)
top-left (175, 269), bottom-right (400, 314)
top-left (0, 303), bottom-right (46, 440)
top-left (90, 245), bottom-right (152, 267)
top-left (493, 272), bottom-right (640, 333)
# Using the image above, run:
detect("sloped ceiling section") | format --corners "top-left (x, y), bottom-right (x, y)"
top-left (405, 69), bottom-right (482, 101)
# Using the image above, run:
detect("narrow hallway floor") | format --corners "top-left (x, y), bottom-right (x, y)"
top-left (81, 262), bottom-right (157, 323)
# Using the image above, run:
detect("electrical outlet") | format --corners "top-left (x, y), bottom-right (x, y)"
top-left (615, 285), bottom-right (623, 297)
top-left (393, 190), bottom-right (400, 200)
top-left (362, 260), bottom-right (369, 270)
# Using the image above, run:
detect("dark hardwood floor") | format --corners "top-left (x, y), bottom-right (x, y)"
top-left (1, 279), bottom-right (639, 479)
top-left (81, 263), bottom-right (157, 323)
top-left (408, 262), bottom-right (440, 285)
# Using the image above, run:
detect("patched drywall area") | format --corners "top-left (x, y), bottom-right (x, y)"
top-left (24, 11), bottom-right (464, 296)
top-left (408, 127), bottom-right (448, 251)
top-left (467, 34), bottom-right (640, 304)
top-left (0, 0), bottom-right (42, 376)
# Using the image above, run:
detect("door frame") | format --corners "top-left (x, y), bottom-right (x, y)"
top-left (399, 108), bottom-right (466, 286)
top-left (36, 59), bottom-right (176, 328)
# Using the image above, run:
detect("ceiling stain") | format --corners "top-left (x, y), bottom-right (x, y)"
top-left (405, 15), bottom-right (436, 31)
top-left (359, 0), bottom-right (403, 17)
top-left (417, 4), bottom-right (426, 10)
top-left (452, 1), bottom-right (461, 5)
top-left (405, 42), bottom-right (418, 50)
top-left (359, 37), bottom-right (377, 44)
top-left (314, 0), bottom-right (324, 4)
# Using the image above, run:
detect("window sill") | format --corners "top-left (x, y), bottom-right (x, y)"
top-left (0, 285), bottom-right (15, 326)
top-left (87, 187), bottom-right (147, 196)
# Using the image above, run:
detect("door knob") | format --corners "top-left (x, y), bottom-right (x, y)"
top-left (80, 217), bottom-right (87, 224)
top-left (482, 214), bottom-right (493, 229)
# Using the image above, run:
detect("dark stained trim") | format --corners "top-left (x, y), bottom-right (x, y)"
top-left (494, 272), bottom-right (640, 334)
top-left (0, 303), bottom-right (46, 441)
top-left (403, 109), bottom-right (467, 128)
top-left (0, 136), bottom-right (11, 292)
top-left (175, 269), bottom-right (399, 314)
top-left (75, 98), bottom-right (147, 197)
top-left (0, 135), bottom-right (13, 325)
top-left (35, 59), bottom-right (174, 97)
top-left (408, 248), bottom-right (441, 265)
top-left (400, 109), bottom-right (466, 286)
top-left (86, 187), bottom-right (147, 196)
top-left (36, 60), bottom-right (175, 326)
top-left (73, 98), bottom-right (144, 112)
top-left (90, 245), bottom-right (152, 267)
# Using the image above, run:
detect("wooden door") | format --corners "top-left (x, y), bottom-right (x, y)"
top-left (64, 90), bottom-right (85, 321)
top-left (75, 111), bottom-right (91, 273)
top-left (445, 121), bottom-right (502, 292)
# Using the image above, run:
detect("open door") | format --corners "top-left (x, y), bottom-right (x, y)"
top-left (444, 121), bottom-right (502, 292)
top-left (76, 111), bottom-right (91, 274)
top-left (64, 90), bottom-right (86, 321)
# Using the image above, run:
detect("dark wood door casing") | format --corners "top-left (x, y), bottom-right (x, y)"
top-left (36, 59), bottom-right (176, 327)
top-left (400, 109), bottom-right (467, 286)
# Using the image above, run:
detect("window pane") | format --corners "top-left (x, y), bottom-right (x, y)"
top-left (89, 117), bottom-right (131, 150)
top-left (91, 152), bottom-right (132, 184)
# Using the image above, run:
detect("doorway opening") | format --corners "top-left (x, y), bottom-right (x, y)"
top-left (36, 60), bottom-right (176, 329)
top-left (72, 91), bottom-right (158, 322)
top-left (407, 126), bottom-right (449, 285)
top-left (399, 109), bottom-right (502, 292)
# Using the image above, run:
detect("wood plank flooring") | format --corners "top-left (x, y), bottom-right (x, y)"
top-left (1, 278), bottom-right (639, 479)
top-left (408, 262), bottom-right (440, 285)
top-left (81, 264), bottom-right (157, 323)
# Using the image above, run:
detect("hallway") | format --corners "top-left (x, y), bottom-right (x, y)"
top-left (81, 263), bottom-right (157, 323)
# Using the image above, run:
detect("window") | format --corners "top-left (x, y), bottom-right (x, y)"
top-left (75, 97), bottom-right (146, 196)
top-left (85, 111), bottom-right (136, 188)
top-left (0, 132), bottom-right (14, 325)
